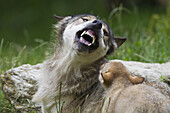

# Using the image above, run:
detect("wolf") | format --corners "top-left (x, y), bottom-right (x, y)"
top-left (99, 61), bottom-right (145, 89)
top-left (32, 14), bottom-right (126, 113)
top-left (99, 61), bottom-right (170, 113)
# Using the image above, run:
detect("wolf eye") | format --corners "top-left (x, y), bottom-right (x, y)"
top-left (82, 18), bottom-right (88, 22)
top-left (103, 30), bottom-right (108, 36)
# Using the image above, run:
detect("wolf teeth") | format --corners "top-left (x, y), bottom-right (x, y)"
top-left (80, 30), bottom-right (96, 46)
top-left (80, 37), bottom-right (91, 46)
top-left (81, 31), bottom-right (87, 36)
top-left (85, 31), bottom-right (95, 39)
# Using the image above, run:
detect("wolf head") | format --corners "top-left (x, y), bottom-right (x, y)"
top-left (53, 14), bottom-right (126, 65)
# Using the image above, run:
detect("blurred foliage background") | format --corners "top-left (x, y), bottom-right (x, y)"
top-left (0, 0), bottom-right (169, 71)
top-left (0, 0), bottom-right (168, 45)
top-left (0, 0), bottom-right (109, 45)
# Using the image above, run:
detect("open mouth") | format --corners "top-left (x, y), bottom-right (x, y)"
top-left (76, 29), bottom-right (96, 46)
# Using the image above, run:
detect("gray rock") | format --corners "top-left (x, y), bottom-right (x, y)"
top-left (1, 64), bottom-right (42, 113)
top-left (1, 60), bottom-right (170, 112)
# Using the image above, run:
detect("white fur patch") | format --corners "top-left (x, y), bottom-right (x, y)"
top-left (99, 72), bottom-right (104, 84)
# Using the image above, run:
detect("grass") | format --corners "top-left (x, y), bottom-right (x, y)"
top-left (106, 7), bottom-right (170, 63)
top-left (0, 6), bottom-right (170, 112)
top-left (55, 82), bottom-right (65, 113)
top-left (0, 39), bottom-right (48, 113)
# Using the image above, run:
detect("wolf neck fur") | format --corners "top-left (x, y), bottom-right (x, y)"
top-left (47, 48), bottom-right (106, 96)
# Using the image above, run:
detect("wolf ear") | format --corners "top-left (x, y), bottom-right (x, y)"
top-left (106, 37), bottom-right (127, 55)
top-left (53, 14), bottom-right (65, 21)
top-left (114, 37), bottom-right (127, 48)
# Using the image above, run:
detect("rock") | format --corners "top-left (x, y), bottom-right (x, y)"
top-left (1, 64), bottom-right (43, 113)
top-left (1, 60), bottom-right (170, 112)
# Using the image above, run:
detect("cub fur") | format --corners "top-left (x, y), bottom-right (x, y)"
top-left (99, 61), bottom-right (170, 113)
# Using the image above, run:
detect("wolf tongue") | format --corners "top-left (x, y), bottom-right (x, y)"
top-left (80, 37), bottom-right (90, 46)
top-left (86, 30), bottom-right (95, 36)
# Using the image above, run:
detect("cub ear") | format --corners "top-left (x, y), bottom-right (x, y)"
top-left (53, 14), bottom-right (65, 21)
top-left (114, 37), bottom-right (127, 48)
top-left (128, 74), bottom-right (145, 84)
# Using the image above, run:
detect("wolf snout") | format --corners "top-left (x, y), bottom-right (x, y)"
top-left (92, 20), bottom-right (102, 29)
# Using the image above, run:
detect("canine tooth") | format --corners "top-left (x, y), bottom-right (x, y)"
top-left (80, 37), bottom-right (82, 41)
top-left (91, 35), bottom-right (96, 44)
top-left (86, 32), bottom-right (94, 38)
top-left (88, 43), bottom-right (92, 46)
top-left (81, 31), bottom-right (86, 36)
top-left (86, 32), bottom-right (96, 40)
top-left (92, 38), bottom-right (95, 44)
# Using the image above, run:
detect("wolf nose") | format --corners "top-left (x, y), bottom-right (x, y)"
top-left (92, 20), bottom-right (102, 29)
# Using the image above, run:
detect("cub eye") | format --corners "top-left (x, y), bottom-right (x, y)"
top-left (82, 18), bottom-right (88, 22)
top-left (105, 71), bottom-right (109, 73)
top-left (103, 29), bottom-right (108, 36)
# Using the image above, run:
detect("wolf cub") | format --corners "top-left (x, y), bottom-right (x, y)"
top-left (99, 61), bottom-right (170, 113)
top-left (99, 61), bottom-right (144, 89)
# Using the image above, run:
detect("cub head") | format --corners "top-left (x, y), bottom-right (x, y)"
top-left (54, 14), bottom-right (126, 64)
top-left (99, 61), bottom-right (144, 89)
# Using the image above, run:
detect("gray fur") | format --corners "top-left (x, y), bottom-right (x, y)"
top-left (32, 14), bottom-right (121, 113)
